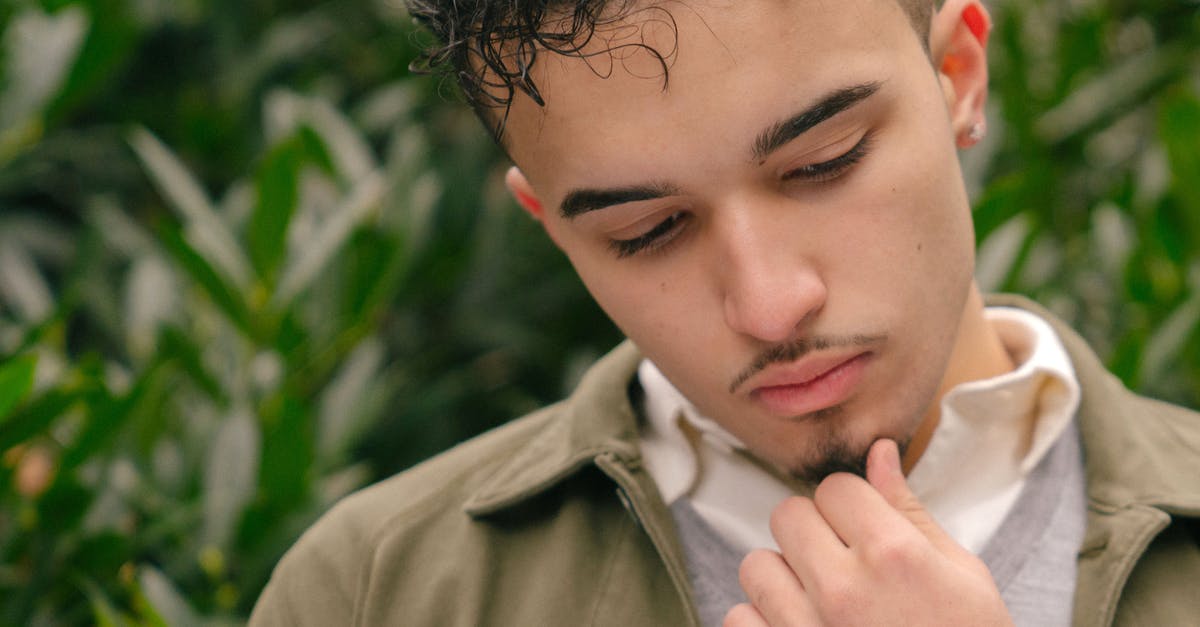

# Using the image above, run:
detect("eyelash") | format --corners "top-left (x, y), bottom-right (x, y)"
top-left (608, 133), bottom-right (874, 258)
top-left (782, 132), bottom-right (874, 183)
top-left (609, 211), bottom-right (689, 259)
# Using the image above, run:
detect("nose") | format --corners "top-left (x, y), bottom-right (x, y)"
top-left (718, 206), bottom-right (827, 343)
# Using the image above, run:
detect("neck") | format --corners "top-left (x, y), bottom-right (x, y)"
top-left (901, 285), bottom-right (1015, 473)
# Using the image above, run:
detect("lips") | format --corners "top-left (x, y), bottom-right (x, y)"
top-left (749, 352), bottom-right (872, 417)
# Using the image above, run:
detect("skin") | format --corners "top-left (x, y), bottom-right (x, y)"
top-left (500, 0), bottom-right (1016, 622)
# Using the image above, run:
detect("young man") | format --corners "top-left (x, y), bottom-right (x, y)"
top-left (250, 1), bottom-right (1200, 625)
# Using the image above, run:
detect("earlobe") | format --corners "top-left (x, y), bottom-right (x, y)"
top-left (929, 0), bottom-right (992, 149)
top-left (505, 166), bottom-right (546, 220)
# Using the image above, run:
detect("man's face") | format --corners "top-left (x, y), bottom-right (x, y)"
top-left (504, 0), bottom-right (978, 480)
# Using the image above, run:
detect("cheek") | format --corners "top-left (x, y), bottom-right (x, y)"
top-left (569, 255), bottom-right (676, 342)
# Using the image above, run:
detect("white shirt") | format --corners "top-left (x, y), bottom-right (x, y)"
top-left (637, 307), bottom-right (1081, 555)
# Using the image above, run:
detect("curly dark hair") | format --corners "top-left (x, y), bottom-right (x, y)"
top-left (406, 1), bottom-right (936, 141)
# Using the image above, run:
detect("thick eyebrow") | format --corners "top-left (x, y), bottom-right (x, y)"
top-left (752, 81), bottom-right (883, 162)
top-left (559, 182), bottom-right (681, 219)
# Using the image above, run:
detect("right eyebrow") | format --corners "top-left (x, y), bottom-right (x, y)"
top-left (751, 81), bottom-right (883, 163)
top-left (559, 182), bottom-right (682, 219)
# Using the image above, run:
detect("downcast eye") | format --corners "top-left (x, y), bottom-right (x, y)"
top-left (783, 132), bottom-right (874, 183)
top-left (609, 211), bottom-right (690, 258)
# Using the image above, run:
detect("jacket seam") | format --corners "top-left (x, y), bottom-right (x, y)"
top-left (588, 510), bottom-right (637, 625)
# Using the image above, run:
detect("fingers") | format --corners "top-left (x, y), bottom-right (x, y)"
top-left (809, 471), bottom-right (915, 552)
top-left (737, 549), bottom-right (822, 626)
top-left (769, 496), bottom-right (848, 587)
top-left (865, 439), bottom-right (962, 556)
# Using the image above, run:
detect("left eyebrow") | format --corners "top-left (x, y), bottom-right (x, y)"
top-left (751, 81), bottom-right (883, 162)
top-left (559, 182), bottom-right (681, 219)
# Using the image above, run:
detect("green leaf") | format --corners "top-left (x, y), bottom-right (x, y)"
top-left (975, 212), bottom-right (1033, 293)
top-left (43, 0), bottom-right (140, 123)
top-left (135, 566), bottom-right (197, 627)
top-left (202, 407), bottom-right (261, 549)
top-left (83, 578), bottom-right (134, 627)
top-left (60, 370), bottom-right (152, 470)
top-left (159, 326), bottom-right (226, 403)
top-left (1159, 91), bottom-right (1200, 220)
top-left (300, 96), bottom-right (377, 184)
top-left (0, 388), bottom-right (76, 452)
top-left (0, 353), bottom-right (36, 419)
top-left (153, 219), bottom-right (256, 339)
top-left (264, 90), bottom-right (375, 183)
top-left (1140, 293), bottom-right (1200, 386)
top-left (1034, 41), bottom-right (1185, 146)
top-left (128, 127), bottom-right (253, 288)
top-left (272, 170), bottom-right (387, 308)
top-left (256, 393), bottom-right (314, 518)
top-left (0, 239), bottom-right (55, 323)
top-left (318, 337), bottom-right (384, 463)
top-left (0, 6), bottom-right (89, 164)
top-left (249, 135), bottom-right (304, 284)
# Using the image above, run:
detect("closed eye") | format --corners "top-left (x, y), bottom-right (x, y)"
top-left (782, 132), bottom-right (874, 183)
top-left (608, 211), bottom-right (690, 259)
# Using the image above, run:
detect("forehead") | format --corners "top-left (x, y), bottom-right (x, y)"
top-left (504, 0), bottom-right (928, 192)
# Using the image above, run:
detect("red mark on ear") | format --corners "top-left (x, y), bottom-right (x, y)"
top-left (962, 4), bottom-right (989, 45)
top-left (515, 190), bottom-right (544, 216)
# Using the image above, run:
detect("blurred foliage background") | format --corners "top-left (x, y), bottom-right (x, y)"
top-left (0, 0), bottom-right (1195, 624)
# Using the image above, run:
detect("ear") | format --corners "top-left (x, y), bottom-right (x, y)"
top-left (505, 166), bottom-right (546, 220)
top-left (929, 0), bottom-right (991, 149)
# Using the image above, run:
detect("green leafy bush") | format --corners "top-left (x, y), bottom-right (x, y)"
top-left (0, 0), bottom-right (1196, 624)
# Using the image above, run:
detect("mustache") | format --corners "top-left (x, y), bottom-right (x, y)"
top-left (728, 333), bottom-right (888, 394)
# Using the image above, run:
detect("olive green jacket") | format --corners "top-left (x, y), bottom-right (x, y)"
top-left (250, 295), bottom-right (1200, 626)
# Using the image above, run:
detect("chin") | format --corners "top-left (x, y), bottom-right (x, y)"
top-left (771, 401), bottom-right (919, 486)
top-left (784, 432), bottom-right (913, 486)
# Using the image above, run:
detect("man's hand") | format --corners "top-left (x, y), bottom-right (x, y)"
top-left (724, 439), bottom-right (1013, 626)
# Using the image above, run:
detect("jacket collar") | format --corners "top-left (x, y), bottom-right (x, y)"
top-left (987, 294), bottom-right (1200, 517)
top-left (464, 341), bottom-right (645, 516)
top-left (466, 295), bottom-right (1200, 518)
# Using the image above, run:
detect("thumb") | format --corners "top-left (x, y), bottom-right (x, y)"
top-left (865, 439), bottom-right (961, 555)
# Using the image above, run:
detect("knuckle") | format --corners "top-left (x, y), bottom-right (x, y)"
top-left (864, 534), bottom-right (922, 568)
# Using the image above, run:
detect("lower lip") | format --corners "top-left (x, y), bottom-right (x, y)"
top-left (751, 353), bottom-right (872, 417)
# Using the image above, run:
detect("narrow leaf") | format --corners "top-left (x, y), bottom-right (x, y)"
top-left (1035, 44), bottom-right (1181, 145)
top-left (137, 566), bottom-right (201, 627)
top-left (0, 240), bottom-right (55, 323)
top-left (0, 7), bottom-right (89, 131)
top-left (82, 578), bottom-right (134, 627)
top-left (0, 354), bottom-right (37, 419)
top-left (975, 212), bottom-right (1032, 293)
top-left (0, 388), bottom-right (76, 451)
top-left (1140, 294), bottom-right (1200, 385)
top-left (272, 170), bottom-right (386, 307)
top-left (128, 127), bottom-right (253, 287)
top-left (154, 220), bottom-right (255, 338)
top-left (124, 255), bottom-right (178, 361)
top-left (1159, 91), bottom-right (1200, 218)
top-left (318, 337), bottom-right (384, 461)
top-left (202, 407), bottom-right (261, 549)
top-left (303, 96), bottom-right (377, 183)
top-left (249, 136), bottom-right (304, 283)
